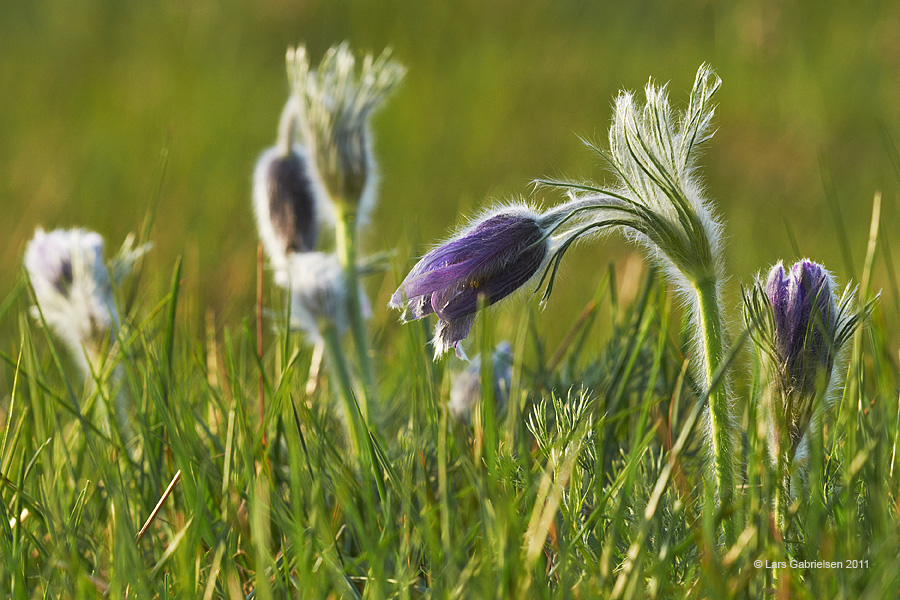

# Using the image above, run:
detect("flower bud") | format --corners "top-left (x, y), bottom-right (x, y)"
top-left (743, 258), bottom-right (862, 460)
top-left (765, 259), bottom-right (838, 400)
top-left (253, 96), bottom-right (324, 273)
top-left (253, 145), bottom-right (319, 263)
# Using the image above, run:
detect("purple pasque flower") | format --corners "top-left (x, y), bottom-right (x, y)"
top-left (765, 259), bottom-right (838, 397)
top-left (391, 207), bottom-right (549, 358)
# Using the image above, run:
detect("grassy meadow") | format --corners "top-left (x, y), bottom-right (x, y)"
top-left (1, 1), bottom-right (900, 597)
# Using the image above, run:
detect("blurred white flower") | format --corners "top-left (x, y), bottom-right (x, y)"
top-left (449, 341), bottom-right (513, 423)
top-left (24, 227), bottom-right (148, 439)
top-left (282, 252), bottom-right (370, 341)
top-left (25, 228), bottom-right (118, 363)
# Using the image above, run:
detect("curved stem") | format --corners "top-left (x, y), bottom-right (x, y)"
top-left (693, 276), bottom-right (736, 545)
top-left (334, 205), bottom-right (373, 419)
top-left (276, 97), bottom-right (299, 156)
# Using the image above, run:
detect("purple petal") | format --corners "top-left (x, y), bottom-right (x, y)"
top-left (392, 209), bottom-right (549, 356)
top-left (765, 259), bottom-right (838, 394)
top-left (396, 213), bottom-right (544, 300)
top-left (411, 294), bottom-right (435, 319)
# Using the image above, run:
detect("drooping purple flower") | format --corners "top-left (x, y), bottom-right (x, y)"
top-left (765, 259), bottom-right (838, 398)
top-left (390, 208), bottom-right (549, 357)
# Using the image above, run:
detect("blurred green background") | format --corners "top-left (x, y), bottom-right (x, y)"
top-left (2, 0), bottom-right (899, 345)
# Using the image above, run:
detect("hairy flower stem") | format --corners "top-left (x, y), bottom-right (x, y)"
top-left (693, 276), bottom-right (736, 545)
top-left (771, 413), bottom-right (795, 539)
top-left (334, 204), bottom-right (373, 419)
top-left (773, 450), bottom-right (792, 536)
top-left (321, 324), bottom-right (365, 459)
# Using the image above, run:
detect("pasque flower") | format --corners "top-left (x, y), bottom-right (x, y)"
top-left (743, 258), bottom-right (865, 532)
top-left (24, 227), bottom-right (148, 436)
top-left (254, 97), bottom-right (328, 281)
top-left (745, 259), bottom-right (861, 457)
top-left (25, 227), bottom-right (148, 361)
top-left (287, 42), bottom-right (405, 218)
top-left (767, 260), bottom-right (837, 396)
top-left (286, 43), bottom-right (405, 411)
top-left (390, 206), bottom-right (550, 358)
top-left (537, 65), bottom-right (738, 540)
top-left (25, 228), bottom-right (118, 362)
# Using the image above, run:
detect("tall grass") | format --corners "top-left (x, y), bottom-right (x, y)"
top-left (0, 210), bottom-right (897, 597)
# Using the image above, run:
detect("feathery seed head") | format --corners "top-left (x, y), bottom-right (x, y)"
top-left (287, 43), bottom-right (405, 218)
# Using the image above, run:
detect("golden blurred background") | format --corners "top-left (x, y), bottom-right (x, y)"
top-left (2, 0), bottom-right (899, 346)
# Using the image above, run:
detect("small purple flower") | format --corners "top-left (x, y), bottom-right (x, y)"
top-left (391, 208), bottom-right (549, 357)
top-left (765, 259), bottom-right (837, 397)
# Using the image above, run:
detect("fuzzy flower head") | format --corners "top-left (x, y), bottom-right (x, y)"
top-left (287, 42), bottom-right (405, 219)
top-left (540, 64), bottom-right (725, 289)
top-left (743, 259), bottom-right (864, 455)
top-left (391, 206), bottom-right (550, 358)
top-left (24, 228), bottom-right (118, 360)
top-left (253, 98), bottom-right (324, 271)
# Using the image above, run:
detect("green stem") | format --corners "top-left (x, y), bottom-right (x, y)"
top-left (334, 205), bottom-right (374, 419)
top-left (321, 325), bottom-right (365, 459)
top-left (773, 451), bottom-right (791, 536)
top-left (772, 443), bottom-right (792, 592)
top-left (693, 276), bottom-right (735, 545)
